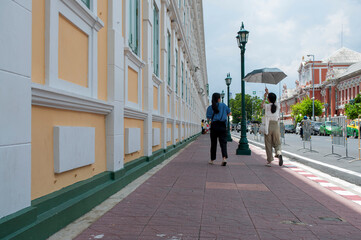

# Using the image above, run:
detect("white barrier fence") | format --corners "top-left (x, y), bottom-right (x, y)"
top-left (325, 116), bottom-right (354, 160)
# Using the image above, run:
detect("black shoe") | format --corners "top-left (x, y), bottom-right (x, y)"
top-left (278, 155), bottom-right (283, 166)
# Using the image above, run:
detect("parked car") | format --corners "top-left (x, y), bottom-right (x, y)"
top-left (319, 121), bottom-right (342, 136)
top-left (284, 124), bottom-right (295, 133)
top-left (311, 122), bottom-right (323, 135)
top-left (231, 123), bottom-right (237, 131)
top-left (347, 119), bottom-right (360, 138)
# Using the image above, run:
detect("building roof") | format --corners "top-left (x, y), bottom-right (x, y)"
top-left (322, 47), bottom-right (361, 64)
top-left (337, 61), bottom-right (361, 79)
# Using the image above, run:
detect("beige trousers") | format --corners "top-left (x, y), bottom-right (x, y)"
top-left (264, 120), bottom-right (282, 163)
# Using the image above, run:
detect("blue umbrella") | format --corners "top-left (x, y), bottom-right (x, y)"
top-left (243, 67), bottom-right (287, 85)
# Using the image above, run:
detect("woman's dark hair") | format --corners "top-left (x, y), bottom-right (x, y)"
top-left (211, 93), bottom-right (221, 114)
top-left (268, 92), bottom-right (277, 113)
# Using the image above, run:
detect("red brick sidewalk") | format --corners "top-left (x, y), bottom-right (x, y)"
top-left (75, 135), bottom-right (361, 240)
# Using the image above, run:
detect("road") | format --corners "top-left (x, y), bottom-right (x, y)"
top-left (232, 131), bottom-right (361, 186)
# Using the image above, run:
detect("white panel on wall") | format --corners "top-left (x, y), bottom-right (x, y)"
top-left (167, 128), bottom-right (171, 142)
top-left (152, 128), bottom-right (160, 146)
top-left (54, 126), bottom-right (95, 173)
top-left (175, 129), bottom-right (178, 139)
top-left (0, 0), bottom-right (31, 77)
top-left (125, 128), bottom-right (141, 154)
top-left (0, 72), bottom-right (31, 146)
top-left (0, 144), bottom-right (31, 218)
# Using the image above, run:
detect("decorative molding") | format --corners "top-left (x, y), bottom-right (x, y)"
top-left (161, 0), bottom-right (170, 9)
top-left (61, 0), bottom-right (104, 31)
top-left (124, 106), bottom-right (148, 120)
top-left (45, 0), bottom-right (101, 98)
top-left (152, 114), bottom-right (165, 122)
top-left (124, 47), bottom-right (146, 69)
top-left (167, 85), bottom-right (172, 94)
top-left (152, 74), bottom-right (162, 86)
top-left (31, 84), bottom-right (113, 115)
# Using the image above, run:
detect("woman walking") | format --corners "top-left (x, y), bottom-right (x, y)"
top-left (262, 89), bottom-right (283, 167)
top-left (206, 93), bottom-right (231, 166)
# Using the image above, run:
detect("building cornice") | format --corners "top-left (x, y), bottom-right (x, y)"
top-left (31, 83), bottom-right (113, 115)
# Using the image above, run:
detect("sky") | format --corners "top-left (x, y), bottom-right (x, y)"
top-left (203, 0), bottom-right (361, 102)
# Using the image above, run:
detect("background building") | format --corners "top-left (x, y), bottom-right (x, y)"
top-left (281, 47), bottom-right (361, 122)
top-left (0, 0), bottom-right (208, 238)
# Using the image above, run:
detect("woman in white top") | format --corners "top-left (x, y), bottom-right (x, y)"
top-left (261, 88), bottom-right (283, 167)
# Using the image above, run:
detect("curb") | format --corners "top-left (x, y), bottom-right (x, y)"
top-left (244, 136), bottom-right (361, 187)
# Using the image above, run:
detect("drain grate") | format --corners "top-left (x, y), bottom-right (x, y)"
top-left (280, 220), bottom-right (308, 226)
top-left (319, 217), bottom-right (345, 222)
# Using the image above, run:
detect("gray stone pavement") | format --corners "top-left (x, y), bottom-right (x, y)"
top-left (56, 134), bottom-right (361, 240)
top-left (234, 132), bottom-right (361, 186)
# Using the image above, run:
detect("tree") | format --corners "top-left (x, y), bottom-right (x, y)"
top-left (229, 94), bottom-right (263, 123)
top-left (300, 97), bottom-right (324, 119)
top-left (291, 102), bottom-right (303, 123)
top-left (345, 93), bottom-right (361, 120)
top-left (290, 97), bottom-right (324, 122)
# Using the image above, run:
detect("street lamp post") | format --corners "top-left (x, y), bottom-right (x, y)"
top-left (324, 103), bottom-right (328, 121)
top-left (221, 90), bottom-right (225, 103)
top-left (225, 73), bottom-right (232, 142)
top-left (307, 54), bottom-right (315, 121)
top-left (236, 22), bottom-right (251, 155)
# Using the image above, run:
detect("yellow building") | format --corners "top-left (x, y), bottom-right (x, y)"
top-left (0, 0), bottom-right (208, 238)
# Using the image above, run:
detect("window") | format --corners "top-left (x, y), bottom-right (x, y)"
top-left (81, 0), bottom-right (90, 9)
top-left (175, 50), bottom-right (178, 93)
top-left (128, 0), bottom-right (139, 55)
top-left (153, 5), bottom-right (160, 76)
top-left (181, 61), bottom-right (184, 98)
top-left (167, 32), bottom-right (171, 85)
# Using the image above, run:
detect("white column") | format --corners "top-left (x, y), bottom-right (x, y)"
top-left (106, 0), bottom-right (125, 171)
top-left (143, 0), bottom-right (153, 156)
top-left (160, 1), bottom-right (167, 149)
top-left (0, 0), bottom-right (32, 218)
top-left (170, 29), bottom-right (177, 146)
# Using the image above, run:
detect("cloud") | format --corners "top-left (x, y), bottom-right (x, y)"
top-left (203, 0), bottom-right (361, 100)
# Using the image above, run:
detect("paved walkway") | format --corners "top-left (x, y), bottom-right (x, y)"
top-left (74, 135), bottom-right (361, 240)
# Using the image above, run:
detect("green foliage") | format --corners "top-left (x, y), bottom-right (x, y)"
top-left (290, 97), bottom-right (324, 122)
top-left (300, 97), bottom-right (323, 117)
top-left (290, 102), bottom-right (303, 123)
top-left (230, 93), bottom-right (263, 123)
top-left (345, 93), bottom-right (361, 120)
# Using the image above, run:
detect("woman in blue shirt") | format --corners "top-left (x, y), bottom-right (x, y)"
top-left (206, 93), bottom-right (231, 166)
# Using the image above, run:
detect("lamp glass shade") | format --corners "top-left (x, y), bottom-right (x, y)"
top-left (237, 22), bottom-right (249, 45)
top-left (236, 35), bottom-right (241, 48)
top-left (225, 77), bottom-right (232, 86)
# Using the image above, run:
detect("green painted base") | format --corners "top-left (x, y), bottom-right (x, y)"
top-left (236, 148), bottom-right (251, 155)
top-left (227, 136), bottom-right (232, 142)
top-left (0, 133), bottom-right (201, 240)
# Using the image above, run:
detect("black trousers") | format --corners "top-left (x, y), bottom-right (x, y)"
top-left (210, 121), bottom-right (228, 160)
